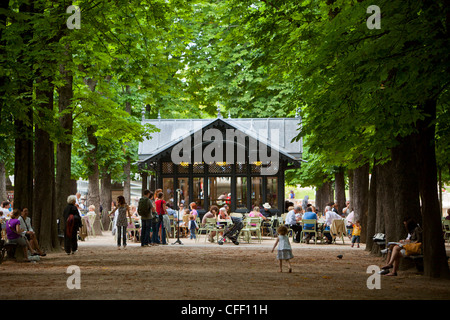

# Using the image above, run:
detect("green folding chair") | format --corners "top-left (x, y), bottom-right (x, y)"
top-left (300, 219), bottom-right (317, 244)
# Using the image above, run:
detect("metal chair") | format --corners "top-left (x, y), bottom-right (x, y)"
top-left (443, 220), bottom-right (450, 244)
top-left (240, 217), bottom-right (262, 243)
top-left (196, 218), bottom-right (216, 242)
top-left (300, 219), bottom-right (317, 244)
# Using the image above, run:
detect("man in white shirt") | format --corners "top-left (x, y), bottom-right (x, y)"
top-left (285, 206), bottom-right (302, 243)
top-left (324, 206), bottom-right (342, 243)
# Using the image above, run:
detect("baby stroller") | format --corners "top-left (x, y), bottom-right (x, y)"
top-left (218, 216), bottom-right (244, 245)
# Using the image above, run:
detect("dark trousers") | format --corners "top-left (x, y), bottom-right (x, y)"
top-left (151, 219), bottom-right (159, 243)
top-left (117, 226), bottom-right (127, 247)
top-left (289, 224), bottom-right (302, 242)
top-left (64, 229), bottom-right (78, 254)
top-left (141, 219), bottom-right (151, 246)
top-left (155, 218), bottom-right (167, 244)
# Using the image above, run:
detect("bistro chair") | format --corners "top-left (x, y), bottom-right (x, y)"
top-left (300, 219), bottom-right (317, 244)
top-left (196, 218), bottom-right (216, 242)
top-left (126, 217), bottom-right (139, 242)
top-left (108, 211), bottom-right (114, 231)
top-left (443, 220), bottom-right (450, 244)
top-left (330, 219), bottom-right (346, 244)
top-left (240, 217), bottom-right (262, 243)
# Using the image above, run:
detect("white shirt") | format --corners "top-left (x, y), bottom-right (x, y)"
top-left (0, 208), bottom-right (9, 220)
top-left (285, 210), bottom-right (297, 226)
top-left (19, 216), bottom-right (33, 233)
top-left (345, 211), bottom-right (355, 226)
top-left (325, 210), bottom-right (342, 226)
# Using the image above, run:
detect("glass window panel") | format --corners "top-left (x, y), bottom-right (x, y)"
top-left (208, 177), bottom-right (231, 207)
top-left (193, 177), bottom-right (204, 210)
top-left (252, 177), bottom-right (262, 209)
top-left (236, 177), bottom-right (248, 210)
top-left (177, 177), bottom-right (189, 207)
top-left (266, 177), bottom-right (278, 209)
top-left (163, 178), bottom-right (174, 206)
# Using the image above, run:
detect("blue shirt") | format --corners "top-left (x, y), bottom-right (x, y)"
top-left (303, 212), bottom-right (317, 228)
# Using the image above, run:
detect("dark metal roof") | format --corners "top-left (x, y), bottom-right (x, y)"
top-left (138, 117), bottom-right (303, 168)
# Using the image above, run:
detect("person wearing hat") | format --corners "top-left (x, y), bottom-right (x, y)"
top-left (262, 203), bottom-right (271, 218)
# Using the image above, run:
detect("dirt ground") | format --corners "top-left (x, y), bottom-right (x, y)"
top-left (1, 231), bottom-right (449, 301)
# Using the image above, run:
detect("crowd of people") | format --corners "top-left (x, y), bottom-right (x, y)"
top-left (1, 189), bottom-right (434, 278)
top-left (105, 189), bottom-right (234, 247)
top-left (283, 198), bottom-right (360, 245)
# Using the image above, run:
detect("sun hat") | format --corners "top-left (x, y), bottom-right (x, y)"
top-left (263, 203), bottom-right (271, 209)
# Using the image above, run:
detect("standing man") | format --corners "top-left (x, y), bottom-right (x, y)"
top-left (138, 190), bottom-right (154, 247)
top-left (285, 206), bottom-right (302, 243)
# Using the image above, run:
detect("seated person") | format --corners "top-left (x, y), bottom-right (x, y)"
top-left (381, 218), bottom-right (422, 276)
top-left (218, 207), bottom-right (231, 220)
top-left (285, 206), bottom-right (302, 243)
top-left (202, 205), bottom-right (219, 242)
top-left (19, 208), bottom-right (46, 256)
top-left (261, 203), bottom-right (272, 218)
top-left (6, 209), bottom-right (39, 260)
top-left (302, 207), bottom-right (317, 244)
top-left (323, 206), bottom-right (342, 244)
top-left (248, 207), bottom-right (267, 224)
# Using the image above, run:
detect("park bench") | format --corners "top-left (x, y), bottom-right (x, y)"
top-left (402, 254), bottom-right (424, 272)
top-left (402, 254), bottom-right (449, 273)
top-left (0, 241), bottom-right (18, 262)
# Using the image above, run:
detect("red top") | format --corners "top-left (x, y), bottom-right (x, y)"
top-left (155, 199), bottom-right (166, 215)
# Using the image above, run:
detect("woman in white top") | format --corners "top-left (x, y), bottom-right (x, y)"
top-left (271, 225), bottom-right (293, 273)
top-left (19, 208), bottom-right (46, 256)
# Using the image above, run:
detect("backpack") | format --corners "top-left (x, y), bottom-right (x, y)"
top-left (138, 197), bottom-right (153, 220)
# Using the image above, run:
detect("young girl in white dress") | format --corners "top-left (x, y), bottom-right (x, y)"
top-left (271, 225), bottom-right (294, 273)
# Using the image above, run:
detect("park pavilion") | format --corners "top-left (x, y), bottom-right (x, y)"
top-left (137, 110), bottom-right (303, 217)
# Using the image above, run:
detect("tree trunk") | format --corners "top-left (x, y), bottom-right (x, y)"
top-left (85, 78), bottom-right (102, 236)
top-left (315, 178), bottom-right (332, 214)
top-left (55, 50), bottom-right (74, 233)
top-left (123, 85), bottom-right (132, 204)
top-left (367, 161), bottom-right (378, 253)
top-left (334, 167), bottom-right (346, 214)
top-left (13, 2), bottom-right (34, 213)
top-left (380, 160), bottom-right (398, 245)
top-left (123, 161), bottom-right (131, 205)
top-left (0, 162), bottom-right (6, 201)
top-left (33, 80), bottom-right (58, 251)
top-left (352, 163), bottom-right (369, 243)
top-left (390, 134), bottom-right (421, 236)
top-left (87, 125), bottom-right (102, 236)
top-left (348, 169), bottom-right (354, 211)
top-left (415, 98), bottom-right (449, 278)
top-left (100, 170), bottom-right (112, 230)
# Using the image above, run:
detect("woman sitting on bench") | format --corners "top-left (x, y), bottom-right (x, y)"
top-left (381, 218), bottom-right (422, 276)
top-left (6, 209), bottom-right (39, 261)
